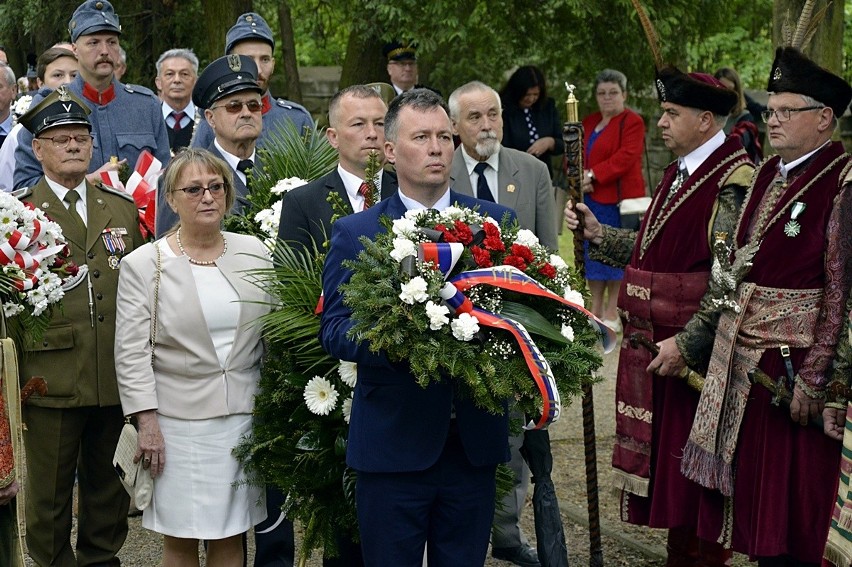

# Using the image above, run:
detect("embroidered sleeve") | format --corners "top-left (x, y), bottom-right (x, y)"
top-left (676, 183), bottom-right (745, 373)
top-left (827, 291), bottom-right (852, 405)
top-left (588, 225), bottom-right (636, 268)
top-left (801, 187), bottom-right (852, 390)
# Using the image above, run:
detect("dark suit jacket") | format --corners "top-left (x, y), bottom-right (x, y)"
top-left (501, 97), bottom-right (564, 173)
top-left (450, 146), bottom-right (558, 250)
top-left (319, 190), bottom-right (513, 473)
top-left (277, 168), bottom-right (398, 255)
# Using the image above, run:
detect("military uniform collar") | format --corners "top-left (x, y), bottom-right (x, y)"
top-left (261, 93), bottom-right (272, 115)
top-left (82, 80), bottom-right (117, 105)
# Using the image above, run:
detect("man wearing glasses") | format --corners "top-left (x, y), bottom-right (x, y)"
top-left (13, 0), bottom-right (170, 190)
top-left (681, 47), bottom-right (852, 565)
top-left (192, 12), bottom-right (313, 151)
top-left (156, 55), bottom-right (262, 235)
top-left (15, 85), bottom-right (145, 567)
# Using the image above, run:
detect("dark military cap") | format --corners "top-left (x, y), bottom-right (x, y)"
top-left (193, 54), bottom-right (261, 109)
top-left (655, 66), bottom-right (737, 116)
top-left (768, 47), bottom-right (852, 118)
top-left (68, 0), bottom-right (121, 43)
top-left (19, 85), bottom-right (91, 137)
top-left (225, 12), bottom-right (274, 55)
top-left (383, 41), bottom-right (417, 62)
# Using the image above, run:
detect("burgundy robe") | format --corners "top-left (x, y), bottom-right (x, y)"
top-left (697, 142), bottom-right (852, 562)
top-left (614, 137), bottom-right (751, 528)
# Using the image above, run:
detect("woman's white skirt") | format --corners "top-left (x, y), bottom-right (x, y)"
top-left (142, 413), bottom-right (266, 539)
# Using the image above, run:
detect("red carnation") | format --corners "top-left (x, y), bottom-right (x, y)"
top-left (482, 223), bottom-right (505, 252)
top-left (511, 244), bottom-right (534, 262)
top-left (539, 263), bottom-right (557, 279)
top-left (453, 220), bottom-right (474, 245)
top-left (471, 246), bottom-right (493, 268)
top-left (434, 223), bottom-right (459, 243)
top-left (504, 255), bottom-right (527, 271)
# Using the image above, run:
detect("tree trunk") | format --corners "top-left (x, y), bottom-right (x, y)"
top-left (772, 0), bottom-right (845, 72)
top-left (202, 0), bottom-right (252, 58)
top-left (338, 27), bottom-right (386, 88)
top-left (277, 0), bottom-right (302, 103)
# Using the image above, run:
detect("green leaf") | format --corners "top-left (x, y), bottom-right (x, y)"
top-left (500, 300), bottom-right (569, 345)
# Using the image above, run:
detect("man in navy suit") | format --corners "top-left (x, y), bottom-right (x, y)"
top-left (277, 84), bottom-right (398, 255)
top-left (320, 89), bottom-right (513, 566)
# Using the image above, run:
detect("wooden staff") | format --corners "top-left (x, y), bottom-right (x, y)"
top-left (564, 83), bottom-right (603, 567)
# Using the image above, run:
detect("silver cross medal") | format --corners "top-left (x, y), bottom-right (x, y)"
top-left (784, 202), bottom-right (806, 237)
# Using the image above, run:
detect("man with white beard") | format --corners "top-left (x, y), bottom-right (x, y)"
top-left (448, 80), bottom-right (558, 567)
top-left (449, 81), bottom-right (556, 250)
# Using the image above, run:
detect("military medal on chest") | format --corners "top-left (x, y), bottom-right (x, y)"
top-left (783, 202), bottom-right (806, 237)
top-left (101, 227), bottom-right (128, 268)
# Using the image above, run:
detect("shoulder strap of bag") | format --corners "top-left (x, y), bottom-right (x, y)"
top-left (151, 244), bottom-right (161, 368)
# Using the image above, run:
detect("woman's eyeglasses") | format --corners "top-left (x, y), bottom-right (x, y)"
top-left (175, 182), bottom-right (227, 199)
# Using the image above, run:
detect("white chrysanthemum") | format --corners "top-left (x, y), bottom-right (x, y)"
top-left (254, 201), bottom-right (282, 238)
top-left (425, 300), bottom-right (450, 330)
top-left (342, 396), bottom-right (353, 424)
top-left (399, 276), bottom-right (429, 304)
top-left (271, 177), bottom-right (308, 194)
top-left (451, 312), bottom-right (480, 341)
top-left (561, 324), bottom-right (575, 342)
top-left (337, 361), bottom-right (358, 388)
top-left (2, 302), bottom-right (23, 318)
top-left (389, 238), bottom-right (417, 262)
top-left (514, 229), bottom-right (539, 248)
top-left (549, 254), bottom-right (568, 270)
top-left (392, 217), bottom-right (419, 238)
top-left (303, 376), bottom-right (339, 416)
top-left (564, 287), bottom-right (584, 307)
top-left (13, 95), bottom-right (33, 117)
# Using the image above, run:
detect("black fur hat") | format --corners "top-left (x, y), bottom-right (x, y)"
top-left (768, 47), bottom-right (852, 117)
top-left (655, 66), bottom-right (737, 116)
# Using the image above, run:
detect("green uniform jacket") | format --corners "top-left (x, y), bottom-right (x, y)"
top-left (17, 178), bottom-right (145, 408)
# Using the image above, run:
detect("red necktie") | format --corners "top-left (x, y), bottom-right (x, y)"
top-left (358, 182), bottom-right (374, 210)
top-left (171, 111), bottom-right (186, 132)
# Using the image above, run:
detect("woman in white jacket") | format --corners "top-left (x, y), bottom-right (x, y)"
top-left (115, 148), bottom-right (272, 567)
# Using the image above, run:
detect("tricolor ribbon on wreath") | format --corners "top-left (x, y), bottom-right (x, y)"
top-left (100, 151), bottom-right (162, 239)
top-left (416, 241), bottom-right (615, 430)
top-left (0, 217), bottom-right (66, 291)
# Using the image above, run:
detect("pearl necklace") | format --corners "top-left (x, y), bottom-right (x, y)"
top-left (175, 228), bottom-right (227, 266)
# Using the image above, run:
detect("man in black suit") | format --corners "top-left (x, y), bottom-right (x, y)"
top-left (155, 48), bottom-right (198, 153)
top-left (277, 84), bottom-right (397, 253)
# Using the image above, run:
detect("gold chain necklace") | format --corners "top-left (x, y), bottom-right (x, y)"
top-left (175, 228), bottom-right (227, 266)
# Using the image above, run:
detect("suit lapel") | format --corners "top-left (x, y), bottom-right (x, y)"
top-left (327, 171), bottom-right (354, 215)
top-left (450, 147), bottom-right (474, 197)
top-left (380, 171), bottom-right (398, 201)
top-left (497, 151), bottom-right (520, 211)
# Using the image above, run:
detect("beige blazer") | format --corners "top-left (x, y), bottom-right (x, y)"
top-left (114, 232), bottom-right (273, 420)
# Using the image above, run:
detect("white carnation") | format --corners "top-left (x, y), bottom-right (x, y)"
top-left (561, 324), bottom-right (575, 342)
top-left (549, 254), bottom-right (568, 270)
top-left (271, 177), bottom-right (308, 194)
top-left (13, 95), bottom-right (33, 117)
top-left (514, 229), bottom-right (539, 248)
top-left (337, 361), bottom-right (358, 388)
top-left (564, 287), bottom-right (585, 307)
top-left (425, 300), bottom-right (450, 330)
top-left (389, 238), bottom-right (417, 262)
top-left (399, 277), bottom-right (429, 304)
top-left (482, 216), bottom-right (500, 228)
top-left (303, 376), bottom-right (339, 416)
top-left (451, 312), bottom-right (480, 341)
top-left (442, 206), bottom-right (464, 219)
top-left (392, 217), bottom-right (419, 238)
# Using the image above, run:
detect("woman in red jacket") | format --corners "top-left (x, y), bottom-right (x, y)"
top-left (581, 69), bottom-right (646, 330)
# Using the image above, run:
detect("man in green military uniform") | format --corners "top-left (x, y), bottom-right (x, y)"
top-left (16, 85), bottom-right (145, 566)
